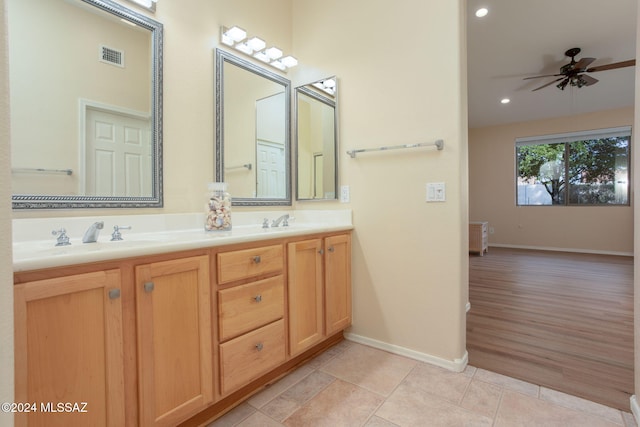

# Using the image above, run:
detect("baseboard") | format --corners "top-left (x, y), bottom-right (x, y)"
top-left (344, 332), bottom-right (468, 373)
top-left (631, 395), bottom-right (640, 424)
top-left (489, 243), bottom-right (633, 257)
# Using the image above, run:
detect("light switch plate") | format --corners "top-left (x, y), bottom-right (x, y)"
top-left (426, 182), bottom-right (446, 202)
top-left (340, 185), bottom-right (350, 203)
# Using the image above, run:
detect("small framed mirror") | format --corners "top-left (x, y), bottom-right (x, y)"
top-left (215, 49), bottom-right (291, 206)
top-left (295, 77), bottom-right (338, 200)
top-left (9, 0), bottom-right (163, 209)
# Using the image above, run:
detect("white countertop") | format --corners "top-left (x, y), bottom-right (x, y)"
top-left (13, 210), bottom-right (352, 272)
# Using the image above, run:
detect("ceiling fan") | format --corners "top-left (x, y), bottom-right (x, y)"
top-left (523, 47), bottom-right (636, 91)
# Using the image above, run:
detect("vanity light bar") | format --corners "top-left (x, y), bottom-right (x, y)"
top-left (124, 0), bottom-right (157, 12)
top-left (220, 26), bottom-right (298, 72)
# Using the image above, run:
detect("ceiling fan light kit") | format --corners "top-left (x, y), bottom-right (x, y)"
top-left (524, 47), bottom-right (636, 91)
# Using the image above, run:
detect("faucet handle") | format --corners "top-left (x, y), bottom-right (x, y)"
top-left (51, 228), bottom-right (71, 246)
top-left (111, 225), bottom-right (132, 241)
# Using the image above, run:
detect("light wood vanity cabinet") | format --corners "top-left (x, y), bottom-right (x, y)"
top-left (324, 234), bottom-right (352, 335)
top-left (288, 239), bottom-right (324, 356)
top-left (14, 270), bottom-right (125, 427)
top-left (216, 244), bottom-right (286, 396)
top-left (14, 230), bottom-right (351, 426)
top-left (135, 255), bottom-right (213, 427)
top-left (288, 233), bottom-right (352, 356)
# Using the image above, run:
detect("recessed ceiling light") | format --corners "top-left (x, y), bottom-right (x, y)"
top-left (475, 7), bottom-right (488, 18)
top-left (501, 98), bottom-right (510, 104)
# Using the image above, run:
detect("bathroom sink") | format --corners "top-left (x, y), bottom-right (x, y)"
top-left (12, 210), bottom-right (353, 272)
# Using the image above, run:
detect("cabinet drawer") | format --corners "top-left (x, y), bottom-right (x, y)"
top-left (217, 244), bottom-right (283, 284)
top-left (219, 319), bottom-right (286, 395)
top-left (218, 276), bottom-right (284, 341)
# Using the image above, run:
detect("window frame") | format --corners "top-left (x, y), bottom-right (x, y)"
top-left (515, 126), bottom-right (632, 207)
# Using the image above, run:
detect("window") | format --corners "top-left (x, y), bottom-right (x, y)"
top-left (516, 127), bottom-right (631, 206)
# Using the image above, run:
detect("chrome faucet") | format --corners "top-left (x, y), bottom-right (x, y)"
top-left (51, 228), bottom-right (71, 246)
top-left (271, 214), bottom-right (290, 227)
top-left (82, 221), bottom-right (104, 243)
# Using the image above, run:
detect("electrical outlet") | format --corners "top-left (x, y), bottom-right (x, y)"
top-left (489, 227), bottom-right (495, 234)
top-left (340, 185), bottom-right (350, 203)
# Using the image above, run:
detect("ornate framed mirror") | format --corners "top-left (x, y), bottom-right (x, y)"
top-left (215, 49), bottom-right (291, 206)
top-left (9, 0), bottom-right (163, 209)
top-left (295, 77), bottom-right (338, 200)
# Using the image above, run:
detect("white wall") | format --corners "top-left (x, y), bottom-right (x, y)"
top-left (292, 0), bottom-right (468, 365)
top-left (0, 0), bottom-right (15, 425)
top-left (469, 107), bottom-right (634, 255)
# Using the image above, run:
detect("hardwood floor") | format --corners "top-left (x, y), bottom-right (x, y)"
top-left (467, 247), bottom-right (634, 411)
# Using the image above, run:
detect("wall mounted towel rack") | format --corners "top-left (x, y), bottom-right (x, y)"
top-left (12, 167), bottom-right (73, 175)
top-left (346, 139), bottom-right (444, 158)
top-left (225, 163), bottom-right (252, 171)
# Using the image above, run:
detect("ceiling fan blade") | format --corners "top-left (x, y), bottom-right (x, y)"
top-left (573, 57), bottom-right (596, 71)
top-left (532, 77), bottom-right (565, 91)
top-left (587, 59), bottom-right (636, 72)
top-left (523, 74), bottom-right (563, 80)
top-left (581, 74), bottom-right (598, 86)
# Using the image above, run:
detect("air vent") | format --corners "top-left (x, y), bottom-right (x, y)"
top-left (99, 45), bottom-right (124, 67)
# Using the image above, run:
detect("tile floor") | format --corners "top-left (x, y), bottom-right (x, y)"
top-left (208, 340), bottom-right (638, 427)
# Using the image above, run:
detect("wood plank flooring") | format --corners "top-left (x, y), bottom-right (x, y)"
top-left (467, 247), bottom-right (634, 411)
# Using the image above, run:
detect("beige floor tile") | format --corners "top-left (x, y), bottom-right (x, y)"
top-left (539, 386), bottom-right (624, 425)
top-left (260, 395), bottom-right (302, 424)
top-left (376, 381), bottom-right (493, 426)
top-left (473, 367), bottom-right (539, 397)
top-left (247, 366), bottom-right (315, 409)
top-left (236, 411), bottom-right (284, 427)
top-left (283, 379), bottom-right (384, 427)
top-left (207, 402), bottom-right (256, 427)
top-left (261, 371), bottom-right (336, 422)
top-left (364, 415), bottom-right (400, 426)
top-left (463, 364), bottom-right (477, 377)
top-left (402, 361), bottom-right (473, 404)
top-left (622, 411), bottom-right (638, 427)
top-left (495, 390), bottom-right (623, 427)
top-left (461, 379), bottom-right (503, 418)
top-left (320, 343), bottom-right (417, 396)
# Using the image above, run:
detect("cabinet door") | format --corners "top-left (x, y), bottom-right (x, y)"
top-left (136, 256), bottom-right (213, 427)
top-left (287, 239), bottom-right (324, 356)
top-left (325, 234), bottom-right (352, 335)
top-left (14, 269), bottom-right (125, 427)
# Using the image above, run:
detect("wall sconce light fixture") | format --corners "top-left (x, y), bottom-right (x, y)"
top-left (221, 26), bottom-right (298, 72)
top-left (312, 78), bottom-right (336, 96)
top-left (125, 0), bottom-right (158, 12)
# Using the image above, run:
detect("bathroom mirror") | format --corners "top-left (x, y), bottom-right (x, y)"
top-left (215, 49), bottom-right (291, 206)
top-left (295, 77), bottom-right (338, 200)
top-left (9, 0), bottom-right (163, 209)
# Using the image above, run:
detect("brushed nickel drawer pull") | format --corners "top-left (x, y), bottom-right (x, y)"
top-left (144, 282), bottom-right (155, 293)
top-left (254, 295), bottom-right (262, 303)
top-left (253, 255), bottom-right (261, 263)
top-left (318, 249), bottom-right (324, 255)
top-left (255, 342), bottom-right (264, 351)
top-left (328, 246), bottom-right (335, 252)
top-left (108, 289), bottom-right (121, 299)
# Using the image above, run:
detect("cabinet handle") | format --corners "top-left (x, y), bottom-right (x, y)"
top-left (328, 246), bottom-right (335, 252)
top-left (255, 342), bottom-right (264, 351)
top-left (318, 249), bottom-right (324, 255)
top-left (144, 282), bottom-right (155, 293)
top-left (254, 295), bottom-right (262, 303)
top-left (253, 255), bottom-right (261, 263)
top-left (108, 289), bottom-right (121, 299)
